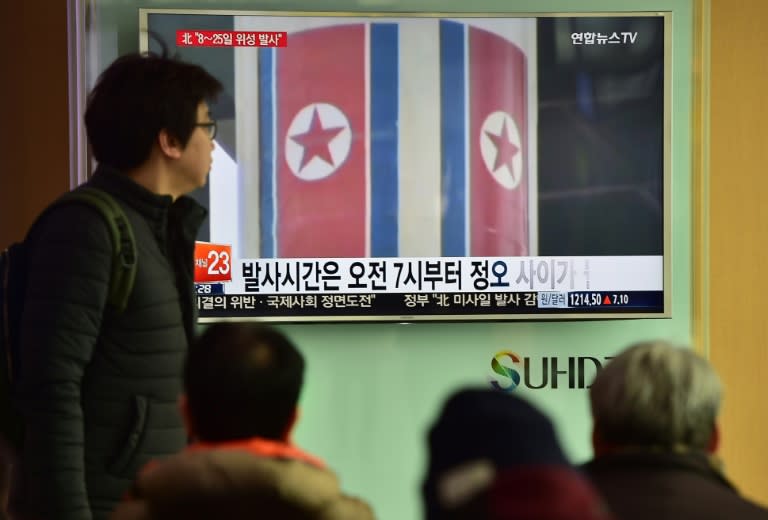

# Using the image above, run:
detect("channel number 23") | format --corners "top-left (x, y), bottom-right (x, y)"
top-left (194, 242), bottom-right (233, 283)
top-left (207, 249), bottom-right (229, 277)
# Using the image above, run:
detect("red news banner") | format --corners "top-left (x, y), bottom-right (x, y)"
top-left (194, 242), bottom-right (233, 284)
top-left (176, 30), bottom-right (287, 47)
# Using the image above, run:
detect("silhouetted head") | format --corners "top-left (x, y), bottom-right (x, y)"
top-left (85, 52), bottom-right (222, 171)
top-left (590, 340), bottom-right (721, 454)
top-left (184, 323), bottom-right (305, 442)
top-left (423, 388), bottom-right (611, 520)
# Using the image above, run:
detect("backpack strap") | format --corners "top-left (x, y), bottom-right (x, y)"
top-left (0, 188), bottom-right (137, 452)
top-left (52, 187), bottom-right (137, 312)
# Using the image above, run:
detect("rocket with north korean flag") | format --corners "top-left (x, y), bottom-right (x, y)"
top-left (219, 16), bottom-right (537, 260)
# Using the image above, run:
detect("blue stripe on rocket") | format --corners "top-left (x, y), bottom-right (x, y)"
top-left (440, 20), bottom-right (468, 257)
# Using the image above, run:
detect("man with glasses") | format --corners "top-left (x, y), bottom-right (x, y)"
top-left (196, 120), bottom-right (217, 140)
top-left (9, 53), bottom-right (222, 520)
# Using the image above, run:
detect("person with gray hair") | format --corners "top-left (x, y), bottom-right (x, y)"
top-left (582, 340), bottom-right (768, 519)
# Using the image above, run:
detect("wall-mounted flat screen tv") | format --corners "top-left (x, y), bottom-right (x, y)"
top-left (139, 9), bottom-right (670, 322)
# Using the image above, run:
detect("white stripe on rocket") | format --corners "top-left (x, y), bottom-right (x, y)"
top-left (398, 20), bottom-right (443, 257)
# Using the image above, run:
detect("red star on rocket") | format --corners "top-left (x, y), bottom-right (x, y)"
top-left (289, 107), bottom-right (346, 171)
top-left (484, 118), bottom-right (519, 173)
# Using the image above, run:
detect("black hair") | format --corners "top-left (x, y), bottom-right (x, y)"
top-left (184, 323), bottom-right (305, 442)
top-left (84, 52), bottom-right (223, 171)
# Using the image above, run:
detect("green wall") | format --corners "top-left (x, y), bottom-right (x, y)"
top-left (85, 1), bottom-right (694, 518)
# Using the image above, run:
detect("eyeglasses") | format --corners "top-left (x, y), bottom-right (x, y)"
top-left (195, 120), bottom-right (217, 140)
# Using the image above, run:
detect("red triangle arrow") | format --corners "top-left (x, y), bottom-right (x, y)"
top-left (603, 295), bottom-right (612, 305)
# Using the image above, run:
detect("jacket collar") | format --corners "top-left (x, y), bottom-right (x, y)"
top-left (86, 164), bottom-right (207, 239)
top-left (583, 448), bottom-right (735, 491)
top-left (88, 164), bottom-right (172, 219)
top-left (187, 437), bottom-right (326, 470)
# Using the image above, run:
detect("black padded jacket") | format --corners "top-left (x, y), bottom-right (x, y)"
top-left (10, 165), bottom-right (206, 520)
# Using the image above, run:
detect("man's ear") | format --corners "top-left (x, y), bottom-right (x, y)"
top-left (178, 394), bottom-right (196, 440)
top-left (158, 129), bottom-right (183, 159)
top-left (707, 422), bottom-right (720, 454)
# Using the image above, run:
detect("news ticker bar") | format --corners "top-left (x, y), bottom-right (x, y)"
top-left (196, 289), bottom-right (664, 318)
top-left (196, 255), bottom-right (664, 294)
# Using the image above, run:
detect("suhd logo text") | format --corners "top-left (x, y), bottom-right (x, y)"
top-left (490, 351), bottom-right (612, 392)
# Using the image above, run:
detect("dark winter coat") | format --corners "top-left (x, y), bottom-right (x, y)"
top-left (10, 165), bottom-right (206, 520)
top-left (582, 449), bottom-right (768, 520)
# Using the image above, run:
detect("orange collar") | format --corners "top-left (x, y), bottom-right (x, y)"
top-left (186, 437), bottom-right (326, 469)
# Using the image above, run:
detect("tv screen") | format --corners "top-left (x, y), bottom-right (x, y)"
top-left (140, 9), bottom-right (670, 321)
